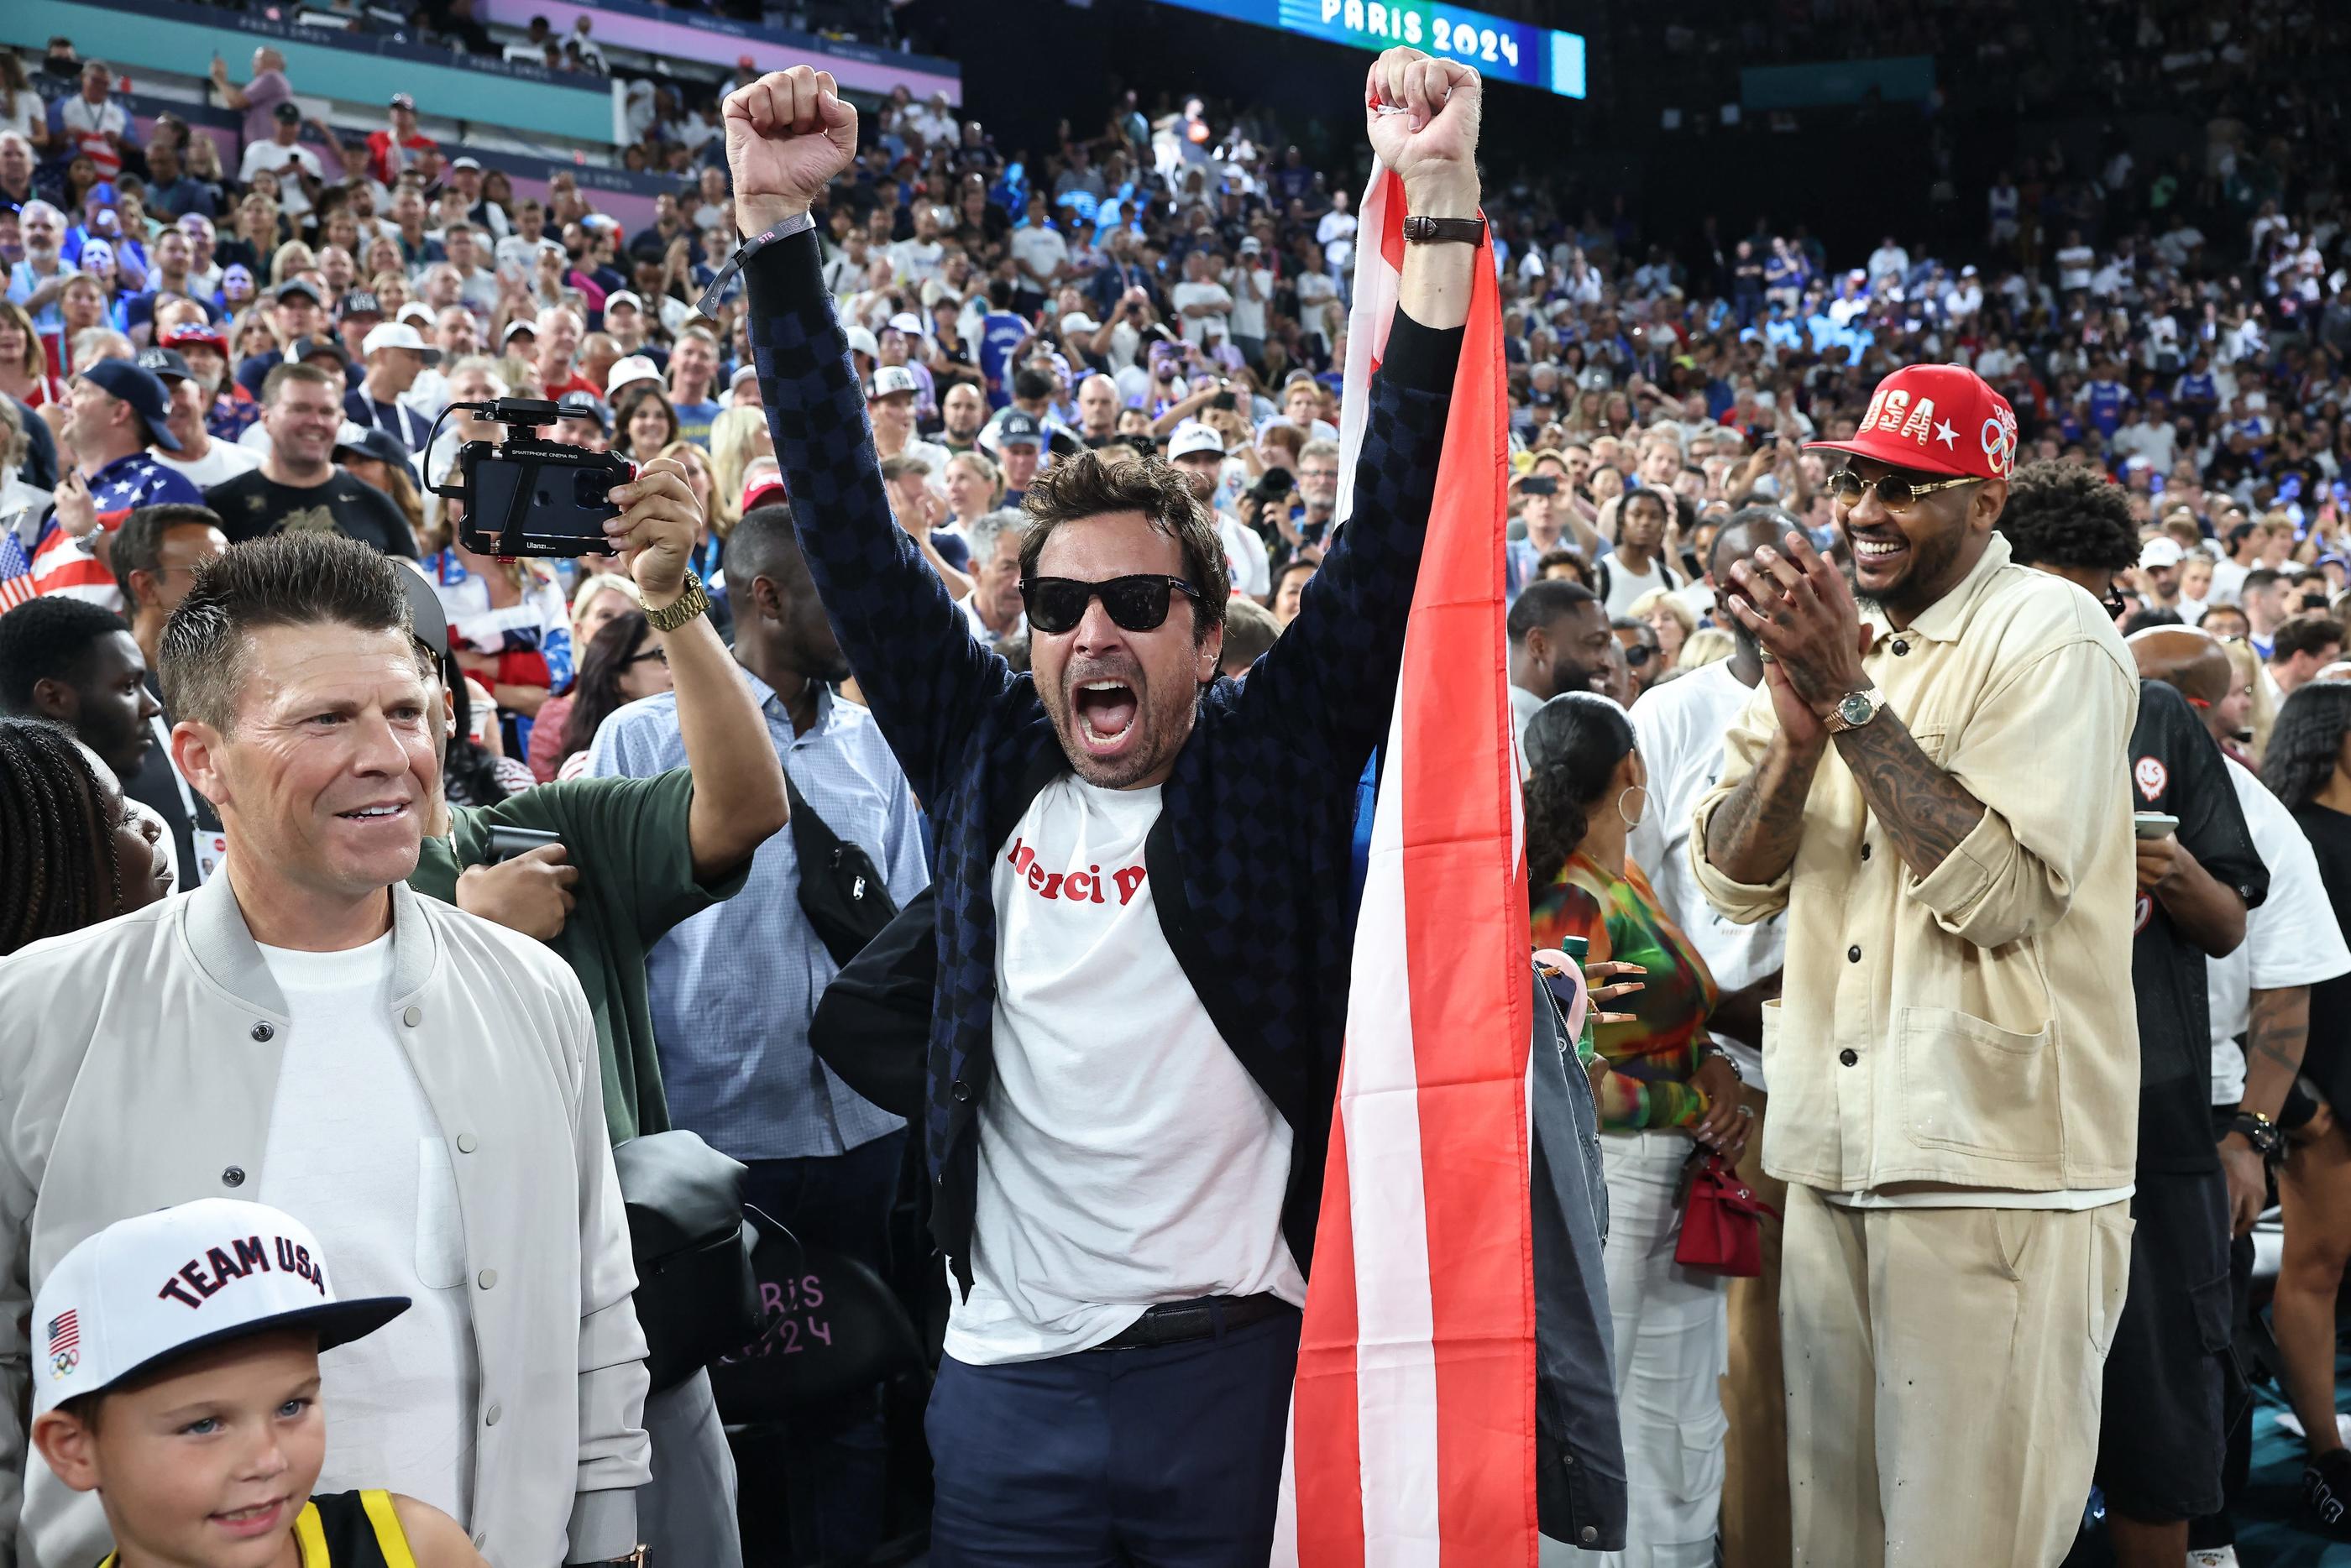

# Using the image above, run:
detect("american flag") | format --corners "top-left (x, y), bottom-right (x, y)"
top-left (47, 1310), bottom-right (79, 1358)
top-left (0, 526), bottom-right (34, 613)
top-left (1273, 161), bottom-right (1536, 1564)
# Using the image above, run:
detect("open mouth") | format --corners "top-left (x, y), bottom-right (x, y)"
top-left (336, 801), bottom-right (410, 825)
top-left (1848, 531), bottom-right (1909, 578)
top-left (212, 1497), bottom-right (287, 1538)
top-left (1071, 679), bottom-right (1139, 755)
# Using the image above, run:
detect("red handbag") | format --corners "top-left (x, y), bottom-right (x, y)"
top-left (1674, 1151), bottom-right (1778, 1278)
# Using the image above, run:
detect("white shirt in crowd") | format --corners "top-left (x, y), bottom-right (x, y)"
top-left (2207, 755), bottom-right (2351, 1105)
top-left (255, 934), bottom-right (479, 1525)
top-left (152, 439), bottom-right (263, 490)
top-left (1216, 507), bottom-right (1270, 598)
top-left (239, 140), bottom-right (324, 223)
top-left (2056, 244), bottom-right (2097, 291)
top-left (949, 777), bottom-right (1305, 1364)
top-left (1008, 222), bottom-right (1068, 294)
top-left (1628, 657), bottom-right (1787, 1086)
top-left (1170, 277), bottom-right (1233, 348)
top-left (1224, 264), bottom-right (1271, 341)
top-left (1598, 551), bottom-right (1680, 616)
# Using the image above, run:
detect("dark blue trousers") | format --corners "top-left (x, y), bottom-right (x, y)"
top-left (925, 1309), bottom-right (1301, 1566)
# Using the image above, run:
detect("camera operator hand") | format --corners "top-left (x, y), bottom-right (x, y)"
top-left (725, 65), bottom-right (858, 239)
top-left (603, 456), bottom-right (702, 611)
top-left (457, 844), bottom-right (579, 940)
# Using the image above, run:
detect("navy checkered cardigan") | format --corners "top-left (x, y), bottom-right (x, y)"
top-left (745, 230), bottom-right (1453, 1293)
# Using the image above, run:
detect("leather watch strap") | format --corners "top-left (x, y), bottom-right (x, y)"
top-left (1401, 214), bottom-right (1487, 245)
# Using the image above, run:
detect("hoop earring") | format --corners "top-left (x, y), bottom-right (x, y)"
top-left (1618, 783), bottom-right (1648, 828)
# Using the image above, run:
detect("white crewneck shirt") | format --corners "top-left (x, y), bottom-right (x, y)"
top-left (256, 933), bottom-right (479, 1524)
top-left (947, 776), bottom-right (1305, 1365)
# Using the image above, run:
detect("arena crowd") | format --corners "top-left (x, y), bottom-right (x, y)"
top-left (1, 6), bottom-right (2349, 1565)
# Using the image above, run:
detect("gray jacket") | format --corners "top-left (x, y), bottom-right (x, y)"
top-left (1531, 965), bottom-right (1627, 1552)
top-left (0, 875), bottom-right (650, 1568)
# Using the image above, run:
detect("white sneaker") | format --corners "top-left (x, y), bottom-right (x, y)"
top-left (2187, 1549), bottom-right (2238, 1567)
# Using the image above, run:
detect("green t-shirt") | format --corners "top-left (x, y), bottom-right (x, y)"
top-left (408, 769), bottom-right (749, 1142)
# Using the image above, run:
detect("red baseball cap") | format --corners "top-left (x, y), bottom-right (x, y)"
top-left (1806, 363), bottom-right (2019, 483)
top-left (741, 473), bottom-right (788, 515)
top-left (159, 321), bottom-right (228, 355)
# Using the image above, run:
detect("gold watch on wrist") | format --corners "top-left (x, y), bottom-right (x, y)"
top-left (1821, 686), bottom-right (1888, 735)
top-left (643, 571), bottom-right (709, 635)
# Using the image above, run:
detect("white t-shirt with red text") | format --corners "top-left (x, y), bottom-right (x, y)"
top-left (945, 776), bottom-right (1306, 1365)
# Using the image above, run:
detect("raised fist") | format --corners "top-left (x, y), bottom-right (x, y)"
top-left (1364, 48), bottom-right (1482, 220)
top-left (723, 65), bottom-right (857, 239)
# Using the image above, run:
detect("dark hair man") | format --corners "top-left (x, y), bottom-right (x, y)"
top-left (206, 364), bottom-right (419, 557)
top-left (1999, 460), bottom-right (2268, 1566)
top-left (1697, 365), bottom-right (2141, 1562)
top-left (0, 597), bottom-right (158, 786)
top-left (0, 532), bottom-right (650, 1567)
top-left (2271, 613), bottom-right (2346, 699)
top-left (1596, 488), bottom-right (1682, 614)
top-left (107, 502), bottom-right (230, 879)
top-left (2239, 567), bottom-right (2288, 656)
top-left (1621, 505), bottom-right (1793, 1564)
top-left (724, 54), bottom-right (1481, 1556)
top-left (1610, 613), bottom-right (1663, 698)
top-left (402, 456), bottom-right (786, 1568)
top-left (1507, 578), bottom-right (1612, 747)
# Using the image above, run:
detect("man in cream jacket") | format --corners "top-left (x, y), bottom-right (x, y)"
top-left (0, 531), bottom-right (650, 1568)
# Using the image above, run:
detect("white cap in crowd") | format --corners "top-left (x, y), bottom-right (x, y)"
top-left (1167, 421), bottom-right (1226, 461)
top-left (606, 355), bottom-right (663, 398)
top-left (604, 290), bottom-right (645, 316)
top-left (31, 1200), bottom-right (409, 1418)
top-left (2140, 536), bottom-right (2186, 569)
top-left (361, 322), bottom-right (442, 363)
top-left (869, 365), bottom-right (919, 400)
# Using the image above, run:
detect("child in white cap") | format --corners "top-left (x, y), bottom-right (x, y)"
top-left (29, 1200), bottom-right (488, 1568)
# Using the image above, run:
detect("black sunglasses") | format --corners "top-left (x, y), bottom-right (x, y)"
top-left (1623, 642), bottom-right (1655, 666)
top-left (1021, 575), bottom-right (1204, 635)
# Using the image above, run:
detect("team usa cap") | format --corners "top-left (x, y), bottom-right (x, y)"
top-left (31, 1200), bottom-right (409, 1417)
top-left (1805, 363), bottom-right (2020, 483)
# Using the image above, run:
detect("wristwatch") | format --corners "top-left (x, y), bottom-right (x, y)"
top-left (1402, 215), bottom-right (1486, 246)
top-left (2227, 1109), bottom-right (2283, 1161)
top-left (644, 571), bottom-right (710, 635)
top-left (1822, 687), bottom-right (1888, 734)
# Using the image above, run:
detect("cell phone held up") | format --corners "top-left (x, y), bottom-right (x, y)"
top-left (439, 399), bottom-right (631, 559)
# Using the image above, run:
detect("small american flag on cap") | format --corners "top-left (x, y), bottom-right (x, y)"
top-left (49, 1310), bottom-right (79, 1358)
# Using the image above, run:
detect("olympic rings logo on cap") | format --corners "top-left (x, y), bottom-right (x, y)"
top-left (1980, 405), bottom-right (2019, 478)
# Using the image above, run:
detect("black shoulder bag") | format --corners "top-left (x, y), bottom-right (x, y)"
top-left (785, 771), bottom-right (901, 967)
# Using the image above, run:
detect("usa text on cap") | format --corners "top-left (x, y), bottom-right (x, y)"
top-left (1805, 363), bottom-right (2019, 482)
top-left (30, 1200), bottom-right (408, 1418)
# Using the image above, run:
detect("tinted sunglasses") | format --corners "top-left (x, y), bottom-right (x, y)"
top-left (1623, 642), bottom-right (1655, 666)
top-left (1826, 468), bottom-right (1979, 513)
top-left (1021, 574), bottom-right (1203, 635)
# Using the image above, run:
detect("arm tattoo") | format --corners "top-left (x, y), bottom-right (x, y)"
top-left (1832, 713), bottom-right (1986, 878)
top-left (1704, 736), bottom-right (1820, 886)
top-left (2248, 986), bottom-right (2312, 1083)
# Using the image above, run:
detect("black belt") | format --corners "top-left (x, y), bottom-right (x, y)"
top-left (1092, 1293), bottom-right (1298, 1352)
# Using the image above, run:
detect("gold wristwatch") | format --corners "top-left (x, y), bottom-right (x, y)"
top-left (1822, 687), bottom-right (1888, 734)
top-left (644, 571), bottom-right (709, 635)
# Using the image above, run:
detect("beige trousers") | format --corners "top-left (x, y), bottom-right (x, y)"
top-left (1779, 1184), bottom-right (2134, 1568)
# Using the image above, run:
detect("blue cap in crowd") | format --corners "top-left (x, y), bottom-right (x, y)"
top-left (78, 359), bottom-right (181, 452)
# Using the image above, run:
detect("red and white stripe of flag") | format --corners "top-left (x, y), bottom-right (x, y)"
top-left (1273, 165), bottom-right (1536, 1568)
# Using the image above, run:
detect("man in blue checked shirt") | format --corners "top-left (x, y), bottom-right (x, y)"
top-left (586, 501), bottom-right (925, 1565)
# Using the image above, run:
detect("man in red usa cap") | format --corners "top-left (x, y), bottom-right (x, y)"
top-left (1689, 361), bottom-right (2143, 1566)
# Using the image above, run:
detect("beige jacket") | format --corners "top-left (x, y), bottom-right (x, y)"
top-left (1690, 534), bottom-right (2143, 1194)
top-left (0, 874), bottom-right (650, 1568)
